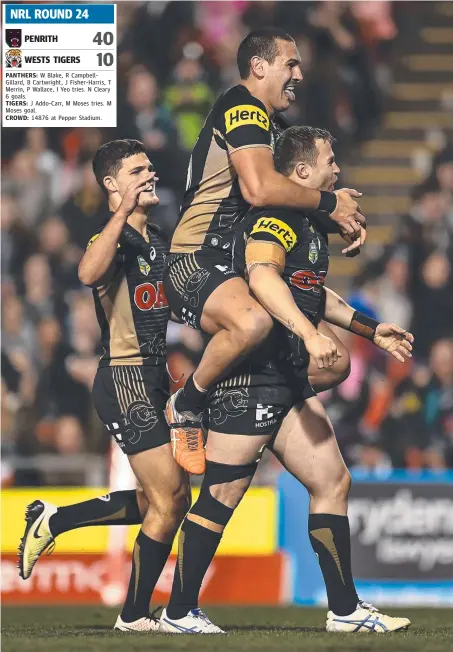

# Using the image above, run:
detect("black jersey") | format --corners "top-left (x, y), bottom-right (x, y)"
top-left (88, 221), bottom-right (170, 368)
top-left (171, 84), bottom-right (285, 257)
top-left (235, 206), bottom-right (330, 369)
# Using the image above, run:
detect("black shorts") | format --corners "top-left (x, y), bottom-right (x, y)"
top-left (206, 372), bottom-right (316, 437)
top-left (92, 364), bottom-right (170, 455)
top-left (163, 249), bottom-right (241, 330)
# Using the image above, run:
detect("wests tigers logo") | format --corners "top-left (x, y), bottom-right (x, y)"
top-left (290, 270), bottom-right (326, 294)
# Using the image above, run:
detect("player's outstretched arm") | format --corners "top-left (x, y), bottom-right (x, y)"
top-left (323, 287), bottom-right (414, 363)
top-left (323, 287), bottom-right (356, 329)
top-left (231, 147), bottom-right (365, 241)
top-left (246, 245), bottom-right (339, 369)
top-left (79, 170), bottom-right (155, 287)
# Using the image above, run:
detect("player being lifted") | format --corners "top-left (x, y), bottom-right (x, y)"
top-left (160, 127), bottom-right (413, 634)
top-left (163, 28), bottom-right (367, 474)
top-left (18, 140), bottom-right (190, 633)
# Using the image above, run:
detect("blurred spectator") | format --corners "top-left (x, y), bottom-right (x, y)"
top-left (38, 218), bottom-right (82, 291)
top-left (381, 339), bottom-right (453, 469)
top-left (2, 293), bottom-right (35, 364)
top-left (303, 2), bottom-right (382, 145)
top-left (1, 193), bottom-right (38, 282)
top-left (59, 158), bottom-right (109, 249)
top-left (373, 249), bottom-right (413, 331)
top-left (410, 251), bottom-right (453, 358)
top-left (120, 65), bottom-right (184, 192)
top-left (54, 416), bottom-right (86, 456)
top-left (164, 53), bottom-right (215, 151)
top-left (21, 254), bottom-right (66, 326)
top-left (23, 128), bottom-right (63, 207)
top-left (2, 149), bottom-right (51, 227)
top-left (401, 182), bottom-right (453, 255)
top-left (431, 146), bottom-right (453, 204)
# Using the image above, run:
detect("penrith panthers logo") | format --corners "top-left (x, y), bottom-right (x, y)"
top-left (6, 29), bottom-right (22, 48)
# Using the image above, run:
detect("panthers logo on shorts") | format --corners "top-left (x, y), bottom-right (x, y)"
top-left (183, 268), bottom-right (210, 308)
top-left (127, 400), bottom-right (158, 431)
top-left (211, 387), bottom-right (249, 426)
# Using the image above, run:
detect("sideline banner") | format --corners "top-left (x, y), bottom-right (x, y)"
top-left (2, 552), bottom-right (289, 605)
top-left (278, 471), bottom-right (453, 606)
top-left (2, 487), bottom-right (277, 556)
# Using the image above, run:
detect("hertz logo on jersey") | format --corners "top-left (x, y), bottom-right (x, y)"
top-left (87, 233), bottom-right (120, 249)
top-left (251, 218), bottom-right (297, 252)
top-left (224, 104), bottom-right (270, 134)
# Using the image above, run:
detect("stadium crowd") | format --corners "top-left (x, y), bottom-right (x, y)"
top-left (2, 1), bottom-right (452, 485)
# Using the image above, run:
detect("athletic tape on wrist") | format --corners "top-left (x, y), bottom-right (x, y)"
top-left (318, 191), bottom-right (337, 214)
top-left (349, 311), bottom-right (378, 340)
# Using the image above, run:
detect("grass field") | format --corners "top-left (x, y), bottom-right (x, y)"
top-left (2, 606), bottom-right (452, 652)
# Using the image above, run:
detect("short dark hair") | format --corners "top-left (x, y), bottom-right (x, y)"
top-left (274, 126), bottom-right (334, 176)
top-left (411, 178), bottom-right (441, 202)
top-left (92, 139), bottom-right (146, 195)
top-left (237, 28), bottom-right (295, 80)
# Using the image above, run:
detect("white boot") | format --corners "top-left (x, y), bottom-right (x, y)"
top-left (159, 607), bottom-right (224, 634)
top-left (114, 614), bottom-right (159, 632)
top-left (326, 600), bottom-right (411, 633)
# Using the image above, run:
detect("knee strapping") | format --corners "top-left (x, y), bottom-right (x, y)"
top-left (191, 460), bottom-right (258, 526)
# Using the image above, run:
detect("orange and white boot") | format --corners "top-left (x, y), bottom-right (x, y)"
top-left (165, 389), bottom-right (206, 475)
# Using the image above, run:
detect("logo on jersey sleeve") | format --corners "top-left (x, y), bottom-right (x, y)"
top-left (250, 217), bottom-right (297, 252)
top-left (86, 233), bottom-right (120, 250)
top-left (224, 104), bottom-right (270, 134)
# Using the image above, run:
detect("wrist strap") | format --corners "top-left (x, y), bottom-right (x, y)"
top-left (349, 311), bottom-right (378, 340)
top-left (318, 191), bottom-right (337, 214)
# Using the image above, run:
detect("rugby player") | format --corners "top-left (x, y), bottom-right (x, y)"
top-left (159, 127), bottom-right (413, 634)
top-left (18, 140), bottom-right (190, 633)
top-left (163, 28), bottom-right (366, 474)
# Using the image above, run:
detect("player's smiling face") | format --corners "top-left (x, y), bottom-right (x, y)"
top-left (308, 139), bottom-right (340, 192)
top-left (265, 39), bottom-right (303, 113)
top-left (115, 153), bottom-right (159, 208)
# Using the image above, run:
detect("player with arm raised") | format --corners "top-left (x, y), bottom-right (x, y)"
top-left (159, 126), bottom-right (412, 635)
top-left (18, 140), bottom-right (190, 633)
top-left (164, 28), bottom-right (366, 475)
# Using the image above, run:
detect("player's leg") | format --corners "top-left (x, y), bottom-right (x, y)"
top-left (161, 383), bottom-right (286, 634)
top-left (164, 252), bottom-right (272, 474)
top-left (18, 366), bottom-right (155, 582)
top-left (102, 442), bottom-right (145, 607)
top-left (165, 254), bottom-right (272, 405)
top-left (18, 486), bottom-right (149, 581)
top-left (117, 442), bottom-right (190, 630)
top-left (271, 397), bottom-right (410, 633)
top-left (308, 321), bottom-right (351, 392)
top-left (90, 365), bottom-right (191, 630)
top-left (160, 430), bottom-right (267, 634)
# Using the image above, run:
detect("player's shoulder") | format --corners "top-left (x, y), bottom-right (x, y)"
top-left (147, 222), bottom-right (168, 241)
top-left (215, 85), bottom-right (270, 132)
top-left (247, 206), bottom-right (302, 232)
top-left (218, 84), bottom-right (268, 113)
top-left (86, 219), bottom-right (109, 249)
top-left (147, 222), bottom-right (169, 248)
top-left (245, 206), bottom-right (301, 253)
